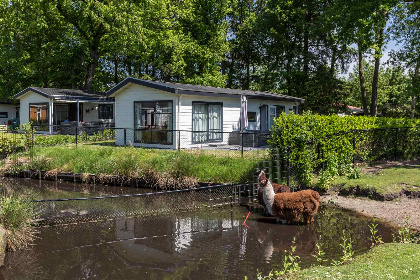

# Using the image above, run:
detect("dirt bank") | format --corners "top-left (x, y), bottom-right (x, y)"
top-left (323, 194), bottom-right (420, 231)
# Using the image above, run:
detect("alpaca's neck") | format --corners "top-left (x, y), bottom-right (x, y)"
top-left (262, 181), bottom-right (275, 215)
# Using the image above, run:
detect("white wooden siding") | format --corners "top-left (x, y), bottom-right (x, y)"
top-left (113, 83), bottom-right (300, 149)
top-left (113, 84), bottom-right (177, 148)
top-left (0, 104), bottom-right (18, 125)
top-left (82, 102), bottom-right (115, 123)
top-left (17, 91), bottom-right (51, 126)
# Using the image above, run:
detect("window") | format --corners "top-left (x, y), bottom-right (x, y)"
top-left (275, 105), bottom-right (285, 118)
top-left (134, 101), bottom-right (173, 145)
top-left (98, 104), bottom-right (113, 119)
top-left (54, 104), bottom-right (69, 124)
top-left (29, 103), bottom-right (48, 131)
top-left (269, 106), bottom-right (276, 130)
top-left (247, 112), bottom-right (256, 122)
top-left (0, 112), bottom-right (7, 118)
top-left (192, 102), bottom-right (222, 143)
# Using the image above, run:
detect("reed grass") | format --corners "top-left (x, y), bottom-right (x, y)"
top-left (0, 195), bottom-right (37, 251)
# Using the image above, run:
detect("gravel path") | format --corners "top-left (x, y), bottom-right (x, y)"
top-left (322, 194), bottom-right (420, 231)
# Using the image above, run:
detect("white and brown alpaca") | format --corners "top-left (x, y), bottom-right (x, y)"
top-left (256, 170), bottom-right (320, 224)
top-left (255, 170), bottom-right (290, 215)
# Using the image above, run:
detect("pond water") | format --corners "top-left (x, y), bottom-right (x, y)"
top-left (1, 179), bottom-right (398, 280)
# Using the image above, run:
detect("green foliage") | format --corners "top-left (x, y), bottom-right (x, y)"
top-left (269, 113), bottom-right (420, 188)
top-left (257, 237), bottom-right (301, 279)
top-left (19, 122), bottom-right (34, 151)
top-left (0, 195), bottom-right (37, 251)
top-left (294, 243), bottom-right (420, 279)
top-left (10, 144), bottom-right (261, 186)
top-left (345, 63), bottom-right (414, 117)
top-left (393, 217), bottom-right (413, 244)
top-left (312, 241), bottom-right (326, 265)
top-left (334, 165), bottom-right (420, 195)
top-left (369, 219), bottom-right (384, 248)
top-left (0, 196), bottom-right (34, 230)
top-left (331, 231), bottom-right (354, 266)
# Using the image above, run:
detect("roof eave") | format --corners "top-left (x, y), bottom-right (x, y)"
top-left (14, 87), bottom-right (50, 100)
top-left (106, 77), bottom-right (176, 97)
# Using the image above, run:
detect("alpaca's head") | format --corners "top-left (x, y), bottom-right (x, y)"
top-left (255, 169), bottom-right (268, 186)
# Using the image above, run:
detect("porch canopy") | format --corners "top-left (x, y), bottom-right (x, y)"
top-left (14, 87), bottom-right (114, 133)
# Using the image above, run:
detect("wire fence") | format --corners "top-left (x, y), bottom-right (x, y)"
top-left (0, 125), bottom-right (271, 161)
top-left (33, 183), bottom-right (257, 226)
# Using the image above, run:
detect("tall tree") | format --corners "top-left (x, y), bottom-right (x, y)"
top-left (391, 0), bottom-right (419, 118)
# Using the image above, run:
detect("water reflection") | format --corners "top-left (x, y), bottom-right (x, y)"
top-left (1, 205), bottom-right (397, 280)
top-left (0, 177), bottom-right (150, 200)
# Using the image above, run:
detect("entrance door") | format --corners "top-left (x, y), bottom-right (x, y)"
top-left (260, 105), bottom-right (268, 131)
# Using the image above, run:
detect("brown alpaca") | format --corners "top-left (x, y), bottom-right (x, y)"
top-left (256, 170), bottom-right (320, 224)
top-left (255, 170), bottom-right (290, 214)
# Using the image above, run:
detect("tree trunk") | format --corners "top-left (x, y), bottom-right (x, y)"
top-left (411, 63), bottom-right (418, 119)
top-left (84, 47), bottom-right (98, 90)
top-left (244, 52), bottom-right (250, 90)
top-left (330, 46), bottom-right (336, 75)
top-left (370, 11), bottom-right (386, 117)
top-left (357, 45), bottom-right (369, 115)
top-left (71, 63), bottom-right (76, 89)
top-left (303, 11), bottom-right (312, 77)
top-left (114, 54), bottom-right (119, 84)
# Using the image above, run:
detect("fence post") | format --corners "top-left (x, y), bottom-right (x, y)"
top-left (287, 146), bottom-right (290, 188)
top-left (124, 128), bottom-right (127, 146)
top-left (241, 132), bottom-right (244, 158)
top-left (276, 147), bottom-right (281, 183)
top-left (178, 130), bottom-right (181, 151)
top-left (352, 135), bottom-right (356, 167)
top-left (75, 125), bottom-right (78, 148)
top-left (394, 127), bottom-right (399, 161)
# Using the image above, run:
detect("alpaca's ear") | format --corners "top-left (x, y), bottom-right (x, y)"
top-left (254, 169), bottom-right (262, 176)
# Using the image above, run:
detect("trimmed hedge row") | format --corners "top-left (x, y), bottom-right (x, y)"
top-left (269, 113), bottom-right (420, 189)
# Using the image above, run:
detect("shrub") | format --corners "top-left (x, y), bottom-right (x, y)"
top-left (269, 112), bottom-right (419, 188)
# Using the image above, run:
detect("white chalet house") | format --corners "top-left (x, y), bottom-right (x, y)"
top-left (106, 77), bottom-right (305, 149)
top-left (14, 87), bottom-right (114, 134)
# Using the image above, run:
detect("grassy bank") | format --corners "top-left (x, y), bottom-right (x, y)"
top-left (333, 165), bottom-right (420, 195)
top-left (291, 243), bottom-right (419, 279)
top-left (3, 144), bottom-right (264, 186)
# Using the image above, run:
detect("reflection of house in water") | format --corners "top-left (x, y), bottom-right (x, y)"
top-left (111, 215), bottom-right (241, 268)
top-left (112, 218), bottom-right (178, 269)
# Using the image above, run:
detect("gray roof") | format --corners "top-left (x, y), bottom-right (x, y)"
top-left (106, 77), bottom-right (305, 103)
top-left (14, 87), bottom-right (114, 102)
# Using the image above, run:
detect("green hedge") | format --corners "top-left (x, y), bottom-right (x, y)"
top-left (269, 113), bottom-right (420, 189)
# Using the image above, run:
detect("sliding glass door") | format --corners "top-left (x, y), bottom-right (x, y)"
top-left (192, 102), bottom-right (222, 143)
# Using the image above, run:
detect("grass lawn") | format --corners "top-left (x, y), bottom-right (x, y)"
top-left (332, 165), bottom-right (420, 194)
top-left (6, 143), bottom-right (265, 184)
top-left (292, 243), bottom-right (420, 280)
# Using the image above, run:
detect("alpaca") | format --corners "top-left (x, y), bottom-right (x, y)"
top-left (257, 170), bottom-right (320, 224)
top-left (255, 170), bottom-right (290, 214)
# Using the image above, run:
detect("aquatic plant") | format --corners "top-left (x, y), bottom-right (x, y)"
top-left (312, 240), bottom-right (326, 265)
top-left (368, 219), bottom-right (383, 247)
top-left (332, 231), bottom-right (354, 265)
top-left (393, 216), bottom-right (413, 243)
